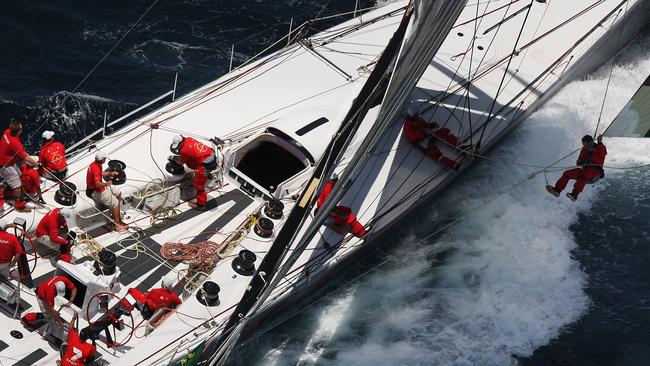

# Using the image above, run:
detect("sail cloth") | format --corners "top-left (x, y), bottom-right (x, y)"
top-left (201, 1), bottom-right (468, 365)
top-left (260, 0), bottom-right (471, 296)
top-left (604, 74), bottom-right (650, 137)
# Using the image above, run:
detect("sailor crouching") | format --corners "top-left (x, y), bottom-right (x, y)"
top-left (86, 151), bottom-right (128, 232)
top-left (20, 158), bottom-right (45, 204)
top-left (0, 121), bottom-right (39, 212)
top-left (22, 275), bottom-right (77, 333)
top-left (0, 220), bottom-right (24, 280)
top-left (39, 130), bottom-right (68, 181)
top-left (35, 208), bottom-right (74, 263)
top-left (127, 277), bottom-right (182, 320)
top-left (315, 175), bottom-right (367, 238)
top-left (170, 135), bottom-right (218, 210)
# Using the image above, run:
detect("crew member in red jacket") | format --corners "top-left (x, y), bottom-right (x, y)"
top-left (0, 220), bottom-right (24, 280)
top-left (127, 277), bottom-right (182, 319)
top-left (36, 208), bottom-right (73, 263)
top-left (20, 159), bottom-right (45, 203)
top-left (39, 130), bottom-right (68, 181)
top-left (22, 275), bottom-right (77, 330)
top-left (0, 121), bottom-right (39, 212)
top-left (170, 135), bottom-right (217, 210)
top-left (315, 175), bottom-right (366, 238)
top-left (547, 134), bottom-right (607, 201)
top-left (403, 108), bottom-right (463, 170)
top-left (86, 151), bottom-right (127, 231)
top-left (58, 311), bottom-right (96, 366)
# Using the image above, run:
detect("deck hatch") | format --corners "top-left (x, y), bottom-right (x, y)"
top-left (295, 117), bottom-right (329, 136)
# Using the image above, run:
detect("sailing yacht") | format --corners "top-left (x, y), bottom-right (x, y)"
top-left (0, 1), bottom-right (648, 365)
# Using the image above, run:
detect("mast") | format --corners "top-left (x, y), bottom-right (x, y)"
top-left (202, 1), bottom-right (468, 363)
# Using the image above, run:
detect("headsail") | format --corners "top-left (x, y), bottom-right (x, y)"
top-left (604, 74), bottom-right (650, 137)
top-left (200, 1), bottom-right (468, 364)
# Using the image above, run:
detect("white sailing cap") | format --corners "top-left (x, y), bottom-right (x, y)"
top-left (42, 131), bottom-right (55, 140)
top-left (161, 276), bottom-right (174, 290)
top-left (29, 155), bottom-right (38, 163)
top-left (0, 219), bottom-right (7, 230)
top-left (95, 151), bottom-right (107, 161)
top-left (59, 208), bottom-right (72, 219)
top-left (170, 135), bottom-right (183, 149)
top-left (55, 281), bottom-right (67, 297)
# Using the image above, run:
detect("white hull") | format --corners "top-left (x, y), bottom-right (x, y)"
top-left (0, 1), bottom-right (647, 365)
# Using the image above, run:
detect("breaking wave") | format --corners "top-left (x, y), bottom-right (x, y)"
top-left (229, 29), bottom-right (650, 366)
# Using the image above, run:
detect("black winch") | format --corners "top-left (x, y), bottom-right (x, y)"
top-left (105, 160), bottom-right (127, 185)
top-left (196, 281), bottom-right (220, 306)
top-left (54, 182), bottom-right (77, 206)
top-left (165, 155), bottom-right (185, 175)
top-left (264, 199), bottom-right (284, 219)
top-left (254, 217), bottom-right (274, 238)
top-left (93, 249), bottom-right (117, 276)
top-left (231, 250), bottom-right (257, 276)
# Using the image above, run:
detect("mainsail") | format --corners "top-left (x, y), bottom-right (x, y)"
top-left (604, 73), bottom-right (650, 137)
top-left (201, 0), bottom-right (468, 364)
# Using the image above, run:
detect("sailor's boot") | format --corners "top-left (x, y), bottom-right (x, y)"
top-left (545, 185), bottom-right (560, 197)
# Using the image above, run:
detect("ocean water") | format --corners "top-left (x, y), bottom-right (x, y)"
top-left (1, 1), bottom-right (649, 366)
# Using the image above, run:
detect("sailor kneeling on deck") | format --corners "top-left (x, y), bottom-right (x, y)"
top-left (39, 130), bottom-right (68, 181)
top-left (170, 135), bottom-right (218, 210)
top-left (0, 220), bottom-right (24, 280)
top-left (86, 151), bottom-right (128, 231)
top-left (403, 108), bottom-right (464, 170)
top-left (36, 208), bottom-right (73, 263)
top-left (127, 277), bottom-right (182, 320)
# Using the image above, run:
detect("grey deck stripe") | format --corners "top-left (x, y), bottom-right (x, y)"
top-left (33, 190), bottom-right (253, 291)
top-left (0, 340), bottom-right (8, 351)
top-left (12, 349), bottom-right (47, 366)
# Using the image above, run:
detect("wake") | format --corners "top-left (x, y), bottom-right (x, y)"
top-left (231, 30), bottom-right (650, 366)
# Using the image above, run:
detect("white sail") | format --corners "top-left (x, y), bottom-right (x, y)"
top-left (605, 74), bottom-right (650, 137)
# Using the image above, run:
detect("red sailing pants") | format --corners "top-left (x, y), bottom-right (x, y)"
top-left (194, 166), bottom-right (208, 207)
top-left (554, 167), bottom-right (601, 194)
top-left (426, 128), bottom-right (459, 169)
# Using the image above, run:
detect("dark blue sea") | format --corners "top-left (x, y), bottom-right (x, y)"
top-left (1, 1), bottom-right (649, 365)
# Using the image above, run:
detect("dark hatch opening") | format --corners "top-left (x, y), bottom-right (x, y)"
top-left (236, 141), bottom-right (306, 191)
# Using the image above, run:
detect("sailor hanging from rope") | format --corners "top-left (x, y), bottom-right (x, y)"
top-left (169, 135), bottom-right (218, 210)
top-left (315, 174), bottom-right (367, 238)
top-left (39, 130), bottom-right (68, 181)
top-left (546, 134), bottom-right (607, 201)
top-left (0, 121), bottom-right (39, 213)
top-left (402, 107), bottom-right (465, 170)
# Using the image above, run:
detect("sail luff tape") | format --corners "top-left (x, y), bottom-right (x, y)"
top-left (299, 178), bottom-right (320, 208)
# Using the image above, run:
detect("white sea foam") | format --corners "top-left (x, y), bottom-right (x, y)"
top-left (247, 30), bottom-right (650, 366)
